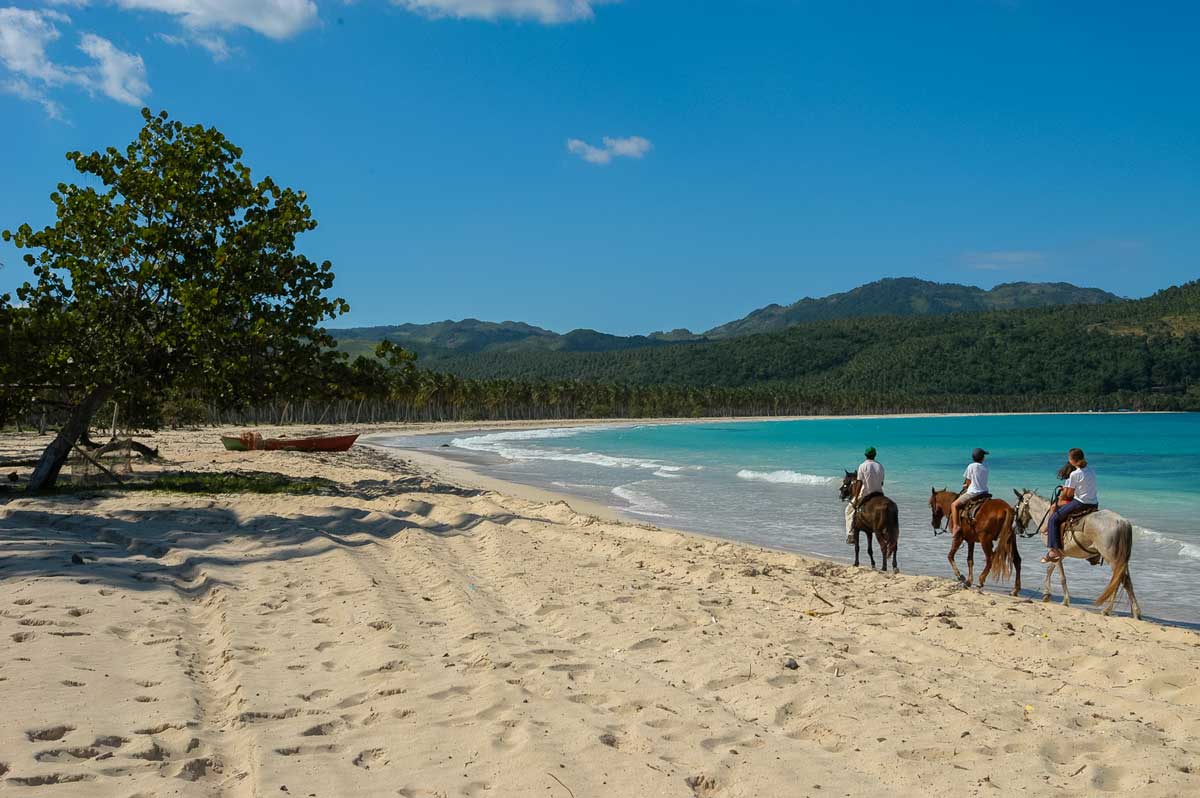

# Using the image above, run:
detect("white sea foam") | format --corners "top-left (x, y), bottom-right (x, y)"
top-left (453, 426), bottom-right (684, 474)
top-left (611, 484), bottom-right (673, 518)
top-left (1135, 525), bottom-right (1200, 561)
top-left (736, 469), bottom-right (834, 486)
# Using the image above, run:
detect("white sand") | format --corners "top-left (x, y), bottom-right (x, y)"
top-left (1, 424), bottom-right (1198, 797)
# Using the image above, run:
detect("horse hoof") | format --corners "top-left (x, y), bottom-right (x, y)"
top-left (1042, 595), bottom-right (1051, 603)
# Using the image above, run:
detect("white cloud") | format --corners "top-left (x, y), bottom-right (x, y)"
top-left (394, 0), bottom-right (617, 24)
top-left (567, 135), bottom-right (652, 165)
top-left (963, 250), bottom-right (1046, 271)
top-left (114, 0), bottom-right (318, 39)
top-left (0, 7), bottom-right (73, 84)
top-left (79, 33), bottom-right (148, 105)
top-left (1, 77), bottom-right (65, 119)
top-left (157, 29), bottom-right (234, 61)
top-left (0, 8), bottom-right (149, 115)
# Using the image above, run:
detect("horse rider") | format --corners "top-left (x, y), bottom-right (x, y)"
top-left (1043, 447), bottom-right (1099, 563)
top-left (845, 446), bottom-right (885, 544)
top-left (950, 447), bottom-right (989, 535)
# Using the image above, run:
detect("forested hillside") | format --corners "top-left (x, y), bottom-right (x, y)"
top-left (333, 318), bottom-right (675, 360)
top-left (332, 278), bottom-right (1122, 359)
top-left (419, 281), bottom-right (1200, 409)
top-left (703, 278), bottom-right (1121, 338)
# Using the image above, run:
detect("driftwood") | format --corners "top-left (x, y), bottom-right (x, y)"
top-left (71, 443), bottom-right (125, 485)
top-left (78, 431), bottom-right (159, 460)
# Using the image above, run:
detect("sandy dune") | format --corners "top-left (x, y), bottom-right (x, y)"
top-left (1, 426), bottom-right (1198, 796)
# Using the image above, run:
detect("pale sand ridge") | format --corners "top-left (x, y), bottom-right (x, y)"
top-left (0, 425), bottom-right (1197, 796)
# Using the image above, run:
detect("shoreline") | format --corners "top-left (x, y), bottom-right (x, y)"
top-left (365, 416), bottom-right (1199, 629)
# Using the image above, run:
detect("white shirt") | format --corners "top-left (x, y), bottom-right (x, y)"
top-left (856, 459), bottom-right (885, 498)
top-left (963, 462), bottom-right (989, 495)
top-left (1067, 466), bottom-right (1098, 504)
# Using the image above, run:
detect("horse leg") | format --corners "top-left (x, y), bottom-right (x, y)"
top-left (1059, 560), bottom-right (1070, 607)
top-left (1043, 562), bottom-right (1053, 602)
top-left (946, 534), bottom-right (965, 583)
top-left (866, 530), bottom-right (876, 569)
top-left (977, 538), bottom-right (995, 590)
top-left (1123, 573), bottom-right (1141, 620)
top-left (1011, 543), bottom-right (1022, 597)
top-left (853, 529), bottom-right (860, 567)
top-left (966, 540), bottom-right (975, 587)
top-left (890, 534), bottom-right (898, 573)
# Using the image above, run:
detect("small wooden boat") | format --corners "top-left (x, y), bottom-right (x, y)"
top-left (221, 433), bottom-right (358, 452)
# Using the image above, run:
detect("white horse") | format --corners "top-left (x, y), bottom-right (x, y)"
top-left (1012, 490), bottom-right (1141, 619)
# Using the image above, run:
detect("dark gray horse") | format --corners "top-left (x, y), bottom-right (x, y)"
top-left (840, 471), bottom-right (900, 572)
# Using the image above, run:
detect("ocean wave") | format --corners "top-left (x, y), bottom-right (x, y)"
top-left (1134, 526), bottom-right (1200, 561)
top-left (452, 426), bottom-right (686, 474)
top-left (736, 469), bottom-right (834, 486)
top-left (612, 484), bottom-right (673, 518)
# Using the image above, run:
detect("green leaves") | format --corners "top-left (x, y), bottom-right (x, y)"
top-left (2, 107), bottom-right (347, 426)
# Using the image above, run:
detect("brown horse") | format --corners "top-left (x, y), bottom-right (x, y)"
top-left (929, 489), bottom-right (1021, 594)
top-left (840, 472), bottom-right (900, 572)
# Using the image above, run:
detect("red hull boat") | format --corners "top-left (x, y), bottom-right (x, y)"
top-left (221, 433), bottom-right (359, 452)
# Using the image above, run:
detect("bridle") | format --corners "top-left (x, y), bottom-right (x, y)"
top-left (1013, 491), bottom-right (1056, 539)
top-left (930, 491), bottom-right (950, 536)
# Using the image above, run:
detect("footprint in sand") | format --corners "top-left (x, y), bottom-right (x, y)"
top-left (352, 748), bottom-right (387, 769)
top-left (299, 689), bottom-right (331, 703)
top-left (34, 747), bottom-right (100, 763)
top-left (26, 725), bottom-right (75, 742)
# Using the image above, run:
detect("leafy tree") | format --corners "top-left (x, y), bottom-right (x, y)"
top-left (3, 109), bottom-right (347, 490)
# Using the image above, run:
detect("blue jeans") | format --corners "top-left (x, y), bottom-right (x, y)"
top-left (1047, 499), bottom-right (1096, 550)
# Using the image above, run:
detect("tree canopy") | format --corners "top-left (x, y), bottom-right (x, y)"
top-left (4, 108), bottom-right (347, 489)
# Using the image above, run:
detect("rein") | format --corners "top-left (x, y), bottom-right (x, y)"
top-left (1015, 488), bottom-right (1060, 539)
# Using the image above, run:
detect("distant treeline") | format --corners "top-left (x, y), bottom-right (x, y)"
top-left (9, 281), bottom-right (1198, 436)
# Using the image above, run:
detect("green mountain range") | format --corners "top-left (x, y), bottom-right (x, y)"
top-left (417, 281), bottom-right (1199, 410)
top-left (333, 278), bottom-right (1122, 359)
top-left (701, 278), bottom-right (1119, 338)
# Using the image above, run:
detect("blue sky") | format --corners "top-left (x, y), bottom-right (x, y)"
top-left (2, 1), bottom-right (1197, 335)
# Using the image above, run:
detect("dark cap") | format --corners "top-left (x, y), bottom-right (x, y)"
top-left (972, 447), bottom-right (989, 461)
top-left (864, 446), bottom-right (877, 458)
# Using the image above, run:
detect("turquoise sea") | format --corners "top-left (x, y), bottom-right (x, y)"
top-left (377, 414), bottom-right (1200, 625)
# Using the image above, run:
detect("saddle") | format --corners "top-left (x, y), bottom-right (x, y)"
top-left (857, 491), bottom-right (883, 506)
top-left (959, 492), bottom-right (992, 526)
top-left (851, 491), bottom-right (885, 526)
top-left (1042, 505), bottom-right (1104, 565)
top-left (1062, 504), bottom-right (1099, 530)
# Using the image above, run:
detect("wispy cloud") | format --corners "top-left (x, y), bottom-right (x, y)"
top-left (115, 0), bottom-right (318, 40)
top-left (79, 32), bottom-right (148, 105)
top-left (567, 135), bottom-right (652, 165)
top-left (0, 7), bottom-right (148, 115)
top-left (963, 250), bottom-right (1047, 271)
top-left (394, 0), bottom-right (619, 24)
top-left (156, 31), bottom-right (234, 62)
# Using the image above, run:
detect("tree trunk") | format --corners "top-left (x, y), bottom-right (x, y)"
top-left (28, 385), bottom-right (113, 492)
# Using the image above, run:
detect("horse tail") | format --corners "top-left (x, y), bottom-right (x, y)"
top-left (1094, 519), bottom-right (1133, 609)
top-left (992, 503), bottom-right (1015, 583)
top-left (887, 499), bottom-right (900, 551)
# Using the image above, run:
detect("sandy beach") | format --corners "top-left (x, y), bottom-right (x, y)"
top-left (1, 423), bottom-right (1198, 797)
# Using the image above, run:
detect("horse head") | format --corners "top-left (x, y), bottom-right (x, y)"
top-left (928, 487), bottom-right (945, 528)
top-left (1012, 489), bottom-right (1035, 532)
top-left (838, 471), bottom-right (855, 501)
